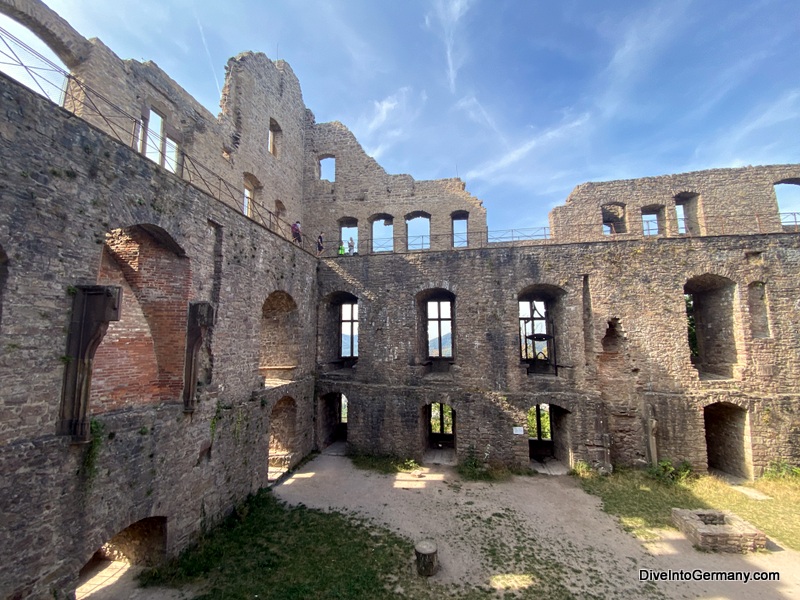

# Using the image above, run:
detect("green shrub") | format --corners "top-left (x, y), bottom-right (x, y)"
top-left (646, 459), bottom-right (693, 485)
top-left (762, 458), bottom-right (800, 480)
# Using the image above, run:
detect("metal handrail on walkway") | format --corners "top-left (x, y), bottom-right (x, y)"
top-left (0, 25), bottom-right (314, 254)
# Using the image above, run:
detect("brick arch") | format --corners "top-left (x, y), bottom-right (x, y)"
top-left (91, 224), bottom-right (191, 412)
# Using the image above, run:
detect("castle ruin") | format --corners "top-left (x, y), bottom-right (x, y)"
top-left (0, 1), bottom-right (798, 597)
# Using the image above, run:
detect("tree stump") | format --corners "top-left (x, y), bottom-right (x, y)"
top-left (415, 539), bottom-right (439, 576)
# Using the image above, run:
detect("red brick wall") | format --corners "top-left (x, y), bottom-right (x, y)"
top-left (91, 226), bottom-right (191, 412)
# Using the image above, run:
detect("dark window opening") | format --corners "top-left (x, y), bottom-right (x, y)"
top-left (601, 203), bottom-right (627, 235)
top-left (704, 402), bottom-right (752, 479)
top-left (684, 274), bottom-right (737, 379)
top-left (427, 402), bottom-right (455, 449)
top-left (519, 298), bottom-right (556, 375)
top-left (319, 392), bottom-right (348, 448)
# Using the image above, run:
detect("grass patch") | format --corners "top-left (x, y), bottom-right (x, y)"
top-left (349, 453), bottom-right (420, 474)
top-left (140, 490), bottom-right (428, 599)
top-left (140, 489), bottom-right (582, 599)
top-left (575, 468), bottom-right (800, 549)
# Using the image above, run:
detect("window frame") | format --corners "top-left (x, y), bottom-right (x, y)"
top-left (426, 298), bottom-right (453, 359)
top-left (339, 301), bottom-right (359, 359)
top-left (518, 291), bottom-right (559, 376)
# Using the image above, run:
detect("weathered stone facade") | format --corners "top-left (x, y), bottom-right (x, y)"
top-left (0, 1), bottom-right (799, 597)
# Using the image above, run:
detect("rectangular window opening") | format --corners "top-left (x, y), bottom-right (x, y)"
top-left (453, 217), bottom-right (468, 247)
top-left (340, 302), bottom-right (358, 358)
top-left (144, 111), bottom-right (164, 165)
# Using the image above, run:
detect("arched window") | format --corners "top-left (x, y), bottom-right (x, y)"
top-left (370, 214), bottom-right (394, 253)
top-left (338, 217), bottom-right (358, 255)
top-left (405, 211), bottom-right (431, 250)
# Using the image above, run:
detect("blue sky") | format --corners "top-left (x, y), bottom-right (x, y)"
top-left (2, 0), bottom-right (800, 230)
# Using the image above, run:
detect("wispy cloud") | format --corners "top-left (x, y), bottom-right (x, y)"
top-left (697, 89), bottom-right (800, 166)
top-left (465, 114), bottom-right (590, 181)
top-left (193, 8), bottom-right (221, 98)
top-left (425, 0), bottom-right (473, 93)
top-left (594, 0), bottom-right (692, 118)
top-left (354, 87), bottom-right (426, 160)
top-left (455, 94), bottom-right (506, 144)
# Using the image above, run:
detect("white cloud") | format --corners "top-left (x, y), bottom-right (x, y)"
top-left (425, 0), bottom-right (474, 93)
top-left (594, 0), bottom-right (692, 119)
top-left (465, 114), bottom-right (590, 181)
top-left (696, 89), bottom-right (800, 166)
top-left (455, 94), bottom-right (505, 144)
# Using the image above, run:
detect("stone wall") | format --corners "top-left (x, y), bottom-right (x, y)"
top-left (551, 165), bottom-right (800, 243)
top-left (1, 2), bottom-right (800, 598)
top-left (317, 232), bottom-right (800, 470)
top-left (0, 71), bottom-right (315, 598)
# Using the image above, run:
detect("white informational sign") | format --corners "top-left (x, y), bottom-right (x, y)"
top-left (512, 426), bottom-right (524, 435)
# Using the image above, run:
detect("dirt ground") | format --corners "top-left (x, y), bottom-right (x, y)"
top-left (79, 452), bottom-right (800, 599)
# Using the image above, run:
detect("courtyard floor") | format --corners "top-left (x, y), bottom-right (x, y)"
top-left (79, 452), bottom-right (800, 599)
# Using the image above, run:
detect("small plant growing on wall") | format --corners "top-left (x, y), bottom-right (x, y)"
top-left (80, 419), bottom-right (105, 484)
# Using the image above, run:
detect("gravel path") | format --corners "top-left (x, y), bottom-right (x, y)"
top-left (78, 453), bottom-right (800, 599)
top-left (273, 454), bottom-right (800, 600)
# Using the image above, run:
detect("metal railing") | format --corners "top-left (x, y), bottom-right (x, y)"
top-left (4, 26), bottom-right (798, 259)
top-left (0, 25), bottom-right (312, 253)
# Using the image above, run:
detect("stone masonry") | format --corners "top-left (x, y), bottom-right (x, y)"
top-left (0, 1), bottom-right (799, 597)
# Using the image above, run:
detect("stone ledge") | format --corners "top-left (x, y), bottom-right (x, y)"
top-left (671, 508), bottom-right (766, 553)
